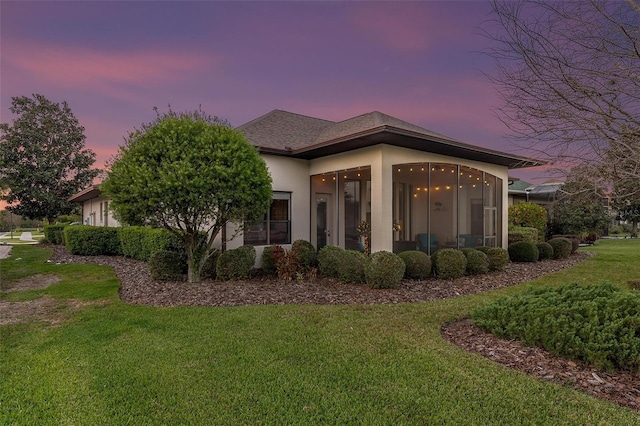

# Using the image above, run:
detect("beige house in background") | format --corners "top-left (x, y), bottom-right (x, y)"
top-left (70, 109), bottom-right (542, 263)
top-left (68, 185), bottom-right (121, 227)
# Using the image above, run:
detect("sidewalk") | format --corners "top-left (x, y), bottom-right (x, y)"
top-left (0, 245), bottom-right (11, 259)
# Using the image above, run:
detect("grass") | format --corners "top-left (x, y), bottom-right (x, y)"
top-left (2, 241), bottom-right (640, 424)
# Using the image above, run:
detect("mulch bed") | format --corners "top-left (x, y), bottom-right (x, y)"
top-left (47, 245), bottom-right (640, 412)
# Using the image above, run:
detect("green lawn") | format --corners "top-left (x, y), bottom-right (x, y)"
top-left (2, 241), bottom-right (640, 424)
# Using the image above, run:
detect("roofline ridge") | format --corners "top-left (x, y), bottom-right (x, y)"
top-left (271, 109), bottom-right (335, 123)
top-left (237, 109), bottom-right (335, 130)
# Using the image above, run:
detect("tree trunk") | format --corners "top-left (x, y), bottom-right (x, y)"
top-left (185, 238), bottom-right (201, 283)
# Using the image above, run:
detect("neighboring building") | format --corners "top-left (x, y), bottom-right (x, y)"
top-left (68, 185), bottom-right (121, 227)
top-left (70, 109), bottom-right (543, 260)
top-left (508, 178), bottom-right (563, 208)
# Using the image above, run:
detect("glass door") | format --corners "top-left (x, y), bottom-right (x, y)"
top-left (316, 193), bottom-right (333, 250)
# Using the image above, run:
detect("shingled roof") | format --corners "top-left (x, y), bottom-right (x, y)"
top-left (238, 109), bottom-right (543, 169)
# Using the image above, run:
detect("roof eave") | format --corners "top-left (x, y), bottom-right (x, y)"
top-left (269, 125), bottom-right (544, 168)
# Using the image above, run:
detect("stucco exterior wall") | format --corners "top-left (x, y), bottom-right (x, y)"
top-left (81, 196), bottom-right (121, 227)
top-left (226, 154), bottom-right (310, 265)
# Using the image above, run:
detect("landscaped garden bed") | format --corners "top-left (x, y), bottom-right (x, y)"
top-left (48, 244), bottom-right (591, 307)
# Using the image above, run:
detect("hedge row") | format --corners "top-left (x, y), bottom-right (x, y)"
top-left (64, 226), bottom-right (121, 256)
top-left (50, 225), bottom-right (186, 260)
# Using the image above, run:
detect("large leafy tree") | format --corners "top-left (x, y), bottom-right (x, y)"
top-left (0, 94), bottom-right (99, 223)
top-left (102, 109), bottom-right (272, 283)
top-left (551, 167), bottom-right (611, 236)
top-left (484, 1), bottom-right (640, 200)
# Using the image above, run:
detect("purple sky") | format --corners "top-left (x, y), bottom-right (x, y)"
top-left (1, 0), bottom-right (550, 189)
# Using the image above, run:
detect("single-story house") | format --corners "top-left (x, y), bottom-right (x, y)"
top-left (70, 109), bottom-right (542, 262)
top-left (229, 109), bottom-right (541, 259)
top-left (68, 185), bottom-right (121, 227)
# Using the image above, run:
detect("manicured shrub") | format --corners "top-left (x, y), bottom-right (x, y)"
top-left (336, 250), bottom-right (367, 284)
top-left (364, 251), bottom-right (405, 289)
top-left (44, 224), bottom-right (67, 245)
top-left (291, 239), bottom-right (317, 269)
top-left (261, 245), bottom-right (285, 275)
top-left (548, 237), bottom-right (572, 259)
top-left (536, 242), bottom-right (554, 260)
top-left (508, 202), bottom-right (547, 241)
top-left (552, 234), bottom-right (580, 253)
top-left (64, 225), bottom-right (122, 256)
top-left (318, 245), bottom-right (344, 278)
top-left (149, 250), bottom-right (186, 281)
top-left (216, 245), bottom-right (256, 280)
top-left (118, 226), bottom-right (185, 261)
top-left (200, 248), bottom-right (220, 280)
top-left (462, 249), bottom-right (489, 275)
top-left (475, 246), bottom-right (492, 255)
top-left (508, 241), bottom-right (539, 262)
top-left (486, 247), bottom-right (510, 272)
top-left (398, 250), bottom-right (432, 280)
top-left (432, 249), bottom-right (467, 279)
top-left (472, 282), bottom-right (640, 372)
top-left (508, 226), bottom-right (539, 245)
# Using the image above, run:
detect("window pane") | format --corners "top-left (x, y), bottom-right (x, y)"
top-left (244, 220), bottom-right (268, 245)
top-left (344, 180), bottom-right (361, 250)
top-left (270, 199), bottom-right (288, 221)
top-left (270, 220), bottom-right (290, 244)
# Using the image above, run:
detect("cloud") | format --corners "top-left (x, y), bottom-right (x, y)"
top-left (3, 41), bottom-right (218, 101)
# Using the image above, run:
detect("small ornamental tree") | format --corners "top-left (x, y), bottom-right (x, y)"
top-left (102, 109), bottom-right (272, 283)
top-left (0, 94), bottom-right (99, 223)
top-left (508, 202), bottom-right (547, 241)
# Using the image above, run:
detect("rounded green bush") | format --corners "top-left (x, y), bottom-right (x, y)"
top-left (216, 245), bottom-right (256, 280)
top-left (149, 250), bottom-right (186, 281)
top-left (398, 250), bottom-right (432, 280)
top-left (475, 246), bottom-right (492, 255)
top-left (548, 237), bottom-right (572, 259)
top-left (486, 247), bottom-right (510, 271)
top-left (261, 245), bottom-right (285, 275)
top-left (508, 241), bottom-right (539, 262)
top-left (337, 250), bottom-right (367, 284)
top-left (432, 249), bottom-right (467, 279)
top-left (463, 249), bottom-right (489, 275)
top-left (552, 234), bottom-right (580, 253)
top-left (291, 239), bottom-right (317, 269)
top-left (318, 245), bottom-right (344, 278)
top-left (508, 226), bottom-right (539, 245)
top-left (364, 251), bottom-right (405, 289)
top-left (536, 242), bottom-right (554, 260)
